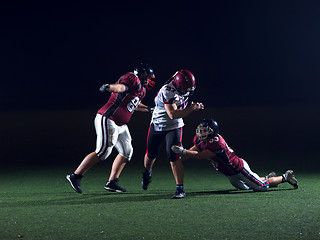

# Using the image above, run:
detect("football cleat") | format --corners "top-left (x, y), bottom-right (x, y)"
top-left (104, 178), bottom-right (127, 193)
top-left (172, 187), bottom-right (186, 199)
top-left (265, 171), bottom-right (277, 179)
top-left (282, 170), bottom-right (298, 189)
top-left (142, 169), bottom-right (152, 190)
top-left (66, 173), bottom-right (83, 193)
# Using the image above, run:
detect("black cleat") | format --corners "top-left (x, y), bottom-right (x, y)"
top-left (104, 178), bottom-right (127, 192)
top-left (172, 188), bottom-right (186, 199)
top-left (142, 169), bottom-right (152, 190)
top-left (66, 173), bottom-right (83, 193)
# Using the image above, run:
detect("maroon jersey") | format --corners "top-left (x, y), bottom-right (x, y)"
top-left (193, 134), bottom-right (244, 176)
top-left (97, 72), bottom-right (146, 126)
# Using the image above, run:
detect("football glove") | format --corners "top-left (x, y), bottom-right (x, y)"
top-left (171, 145), bottom-right (186, 155)
top-left (99, 84), bottom-right (110, 92)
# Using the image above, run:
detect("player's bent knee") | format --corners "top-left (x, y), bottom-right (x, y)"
top-left (98, 154), bottom-right (109, 161)
top-left (168, 153), bottom-right (180, 162)
top-left (96, 147), bottom-right (113, 161)
top-left (124, 152), bottom-right (133, 162)
top-left (119, 146), bottom-right (133, 161)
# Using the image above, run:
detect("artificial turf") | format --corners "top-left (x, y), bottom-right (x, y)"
top-left (1, 161), bottom-right (319, 240)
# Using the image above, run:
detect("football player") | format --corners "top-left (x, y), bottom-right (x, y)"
top-left (171, 119), bottom-right (298, 191)
top-left (67, 63), bottom-right (156, 193)
top-left (141, 69), bottom-right (204, 199)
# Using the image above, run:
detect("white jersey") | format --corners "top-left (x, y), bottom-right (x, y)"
top-left (151, 81), bottom-right (189, 131)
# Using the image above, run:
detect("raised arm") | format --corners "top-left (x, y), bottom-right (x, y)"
top-left (99, 83), bottom-right (127, 93)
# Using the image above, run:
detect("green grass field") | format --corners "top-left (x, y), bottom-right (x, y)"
top-left (1, 161), bottom-right (319, 240)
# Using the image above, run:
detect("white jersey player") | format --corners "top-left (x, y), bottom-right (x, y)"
top-left (141, 70), bottom-right (204, 199)
top-left (151, 81), bottom-right (189, 131)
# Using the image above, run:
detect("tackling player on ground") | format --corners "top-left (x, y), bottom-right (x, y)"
top-left (67, 63), bottom-right (156, 193)
top-left (172, 119), bottom-right (298, 191)
top-left (141, 70), bottom-right (204, 199)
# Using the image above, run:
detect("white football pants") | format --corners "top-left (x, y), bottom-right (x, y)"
top-left (94, 114), bottom-right (133, 161)
top-left (227, 159), bottom-right (269, 192)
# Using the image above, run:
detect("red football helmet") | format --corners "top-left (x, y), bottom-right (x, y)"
top-left (172, 70), bottom-right (196, 96)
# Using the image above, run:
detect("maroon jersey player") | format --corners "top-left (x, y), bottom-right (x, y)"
top-left (172, 119), bottom-right (298, 192)
top-left (97, 72), bottom-right (147, 126)
top-left (67, 63), bottom-right (156, 194)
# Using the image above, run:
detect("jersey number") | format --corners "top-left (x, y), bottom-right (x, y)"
top-left (209, 137), bottom-right (234, 153)
top-left (127, 97), bottom-right (140, 112)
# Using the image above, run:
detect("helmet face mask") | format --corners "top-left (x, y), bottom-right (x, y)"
top-left (196, 119), bottom-right (219, 141)
top-left (134, 63), bottom-right (155, 90)
top-left (181, 86), bottom-right (195, 97)
top-left (196, 125), bottom-right (213, 141)
top-left (146, 75), bottom-right (155, 90)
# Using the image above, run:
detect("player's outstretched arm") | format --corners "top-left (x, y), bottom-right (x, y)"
top-left (171, 145), bottom-right (215, 160)
top-left (99, 83), bottom-right (127, 93)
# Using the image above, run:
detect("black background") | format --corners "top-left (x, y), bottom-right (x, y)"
top-left (1, 1), bottom-right (319, 170)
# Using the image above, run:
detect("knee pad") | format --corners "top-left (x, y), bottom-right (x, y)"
top-left (116, 143), bottom-right (133, 161)
top-left (124, 145), bottom-right (133, 161)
